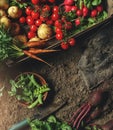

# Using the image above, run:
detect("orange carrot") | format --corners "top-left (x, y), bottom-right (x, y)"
top-left (25, 40), bottom-right (47, 48)
top-left (23, 50), bottom-right (52, 66)
top-left (28, 48), bottom-right (59, 54)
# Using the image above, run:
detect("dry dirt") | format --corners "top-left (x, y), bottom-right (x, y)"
top-left (0, 23), bottom-right (113, 130)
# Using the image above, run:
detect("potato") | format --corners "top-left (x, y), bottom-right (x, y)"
top-left (37, 24), bottom-right (52, 40)
top-left (29, 37), bottom-right (40, 42)
top-left (8, 6), bottom-right (22, 19)
top-left (0, 16), bottom-right (11, 29)
top-left (0, 9), bottom-right (6, 18)
top-left (10, 23), bottom-right (20, 36)
top-left (14, 35), bottom-right (28, 43)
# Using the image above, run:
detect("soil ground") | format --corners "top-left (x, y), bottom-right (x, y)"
top-left (0, 24), bottom-right (113, 130)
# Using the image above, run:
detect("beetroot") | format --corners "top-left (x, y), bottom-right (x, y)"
top-left (69, 89), bottom-right (108, 129)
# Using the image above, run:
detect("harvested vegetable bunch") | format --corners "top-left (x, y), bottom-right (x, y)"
top-left (29, 115), bottom-right (73, 130)
top-left (0, 25), bottom-right (58, 65)
top-left (69, 88), bottom-right (108, 129)
top-left (0, 25), bottom-right (24, 61)
top-left (9, 73), bottom-right (50, 108)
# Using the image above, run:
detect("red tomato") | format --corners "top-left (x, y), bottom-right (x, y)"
top-left (65, 21), bottom-right (72, 30)
top-left (30, 24), bottom-right (37, 32)
top-left (54, 20), bottom-right (62, 28)
top-left (42, 5), bottom-right (51, 12)
top-left (31, 11), bottom-right (39, 20)
top-left (31, 0), bottom-right (39, 5)
top-left (91, 9), bottom-right (97, 17)
top-left (76, 9), bottom-right (83, 16)
top-left (55, 27), bottom-right (62, 33)
top-left (26, 16), bottom-right (34, 25)
top-left (51, 13), bottom-right (60, 21)
top-left (75, 18), bottom-right (81, 26)
top-left (25, 7), bottom-right (32, 15)
top-left (19, 17), bottom-right (26, 24)
top-left (61, 42), bottom-right (69, 50)
top-left (71, 5), bottom-right (78, 12)
top-left (35, 19), bottom-right (42, 26)
top-left (46, 19), bottom-right (53, 25)
top-left (40, 15), bottom-right (48, 22)
top-left (56, 32), bottom-right (63, 40)
top-left (28, 31), bottom-right (36, 39)
top-left (48, 0), bottom-right (55, 3)
top-left (53, 6), bottom-right (59, 13)
top-left (68, 38), bottom-right (76, 46)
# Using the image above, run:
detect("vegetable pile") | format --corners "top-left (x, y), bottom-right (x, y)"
top-left (0, 0), bottom-right (108, 63)
top-left (29, 115), bottom-right (73, 130)
top-left (9, 73), bottom-right (50, 108)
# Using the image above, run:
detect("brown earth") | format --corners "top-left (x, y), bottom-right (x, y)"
top-left (1, 19), bottom-right (113, 130)
top-left (1, 1), bottom-right (113, 130)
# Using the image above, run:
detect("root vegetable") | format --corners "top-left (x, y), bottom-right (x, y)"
top-left (0, 9), bottom-right (6, 18)
top-left (14, 35), bottom-right (28, 43)
top-left (0, 0), bottom-right (9, 10)
top-left (0, 16), bottom-right (11, 29)
top-left (8, 6), bottom-right (22, 19)
top-left (10, 23), bottom-right (20, 36)
top-left (25, 40), bottom-right (47, 48)
top-left (23, 50), bottom-right (51, 66)
top-left (29, 37), bottom-right (40, 42)
top-left (28, 48), bottom-right (59, 54)
top-left (37, 24), bottom-right (52, 40)
top-left (69, 89), bottom-right (108, 129)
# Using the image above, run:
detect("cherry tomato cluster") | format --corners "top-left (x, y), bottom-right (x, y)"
top-left (18, 0), bottom-right (106, 50)
top-left (61, 38), bottom-right (76, 50)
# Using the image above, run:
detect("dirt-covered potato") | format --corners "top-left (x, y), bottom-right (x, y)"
top-left (10, 23), bottom-right (20, 36)
top-left (0, 16), bottom-right (11, 29)
top-left (37, 24), bottom-right (53, 40)
top-left (8, 6), bottom-right (22, 19)
top-left (0, 9), bottom-right (6, 18)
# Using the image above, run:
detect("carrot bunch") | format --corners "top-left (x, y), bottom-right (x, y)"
top-left (22, 40), bottom-right (58, 66)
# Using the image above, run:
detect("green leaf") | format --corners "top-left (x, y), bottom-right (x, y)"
top-left (85, 126), bottom-right (91, 130)
top-left (47, 116), bottom-right (57, 123)
top-left (92, 0), bottom-right (101, 6)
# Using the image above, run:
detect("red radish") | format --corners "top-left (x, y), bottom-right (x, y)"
top-left (64, 5), bottom-right (72, 12)
top-left (82, 7), bottom-right (89, 17)
top-left (76, 9), bottom-right (83, 16)
top-left (64, 0), bottom-right (74, 5)
top-left (91, 9), bottom-right (98, 17)
top-left (75, 18), bottom-right (81, 26)
top-left (69, 89), bottom-right (108, 129)
top-left (96, 5), bottom-right (103, 13)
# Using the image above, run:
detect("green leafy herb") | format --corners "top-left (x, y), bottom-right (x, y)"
top-left (0, 25), bottom-right (24, 61)
top-left (30, 116), bottom-right (73, 130)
